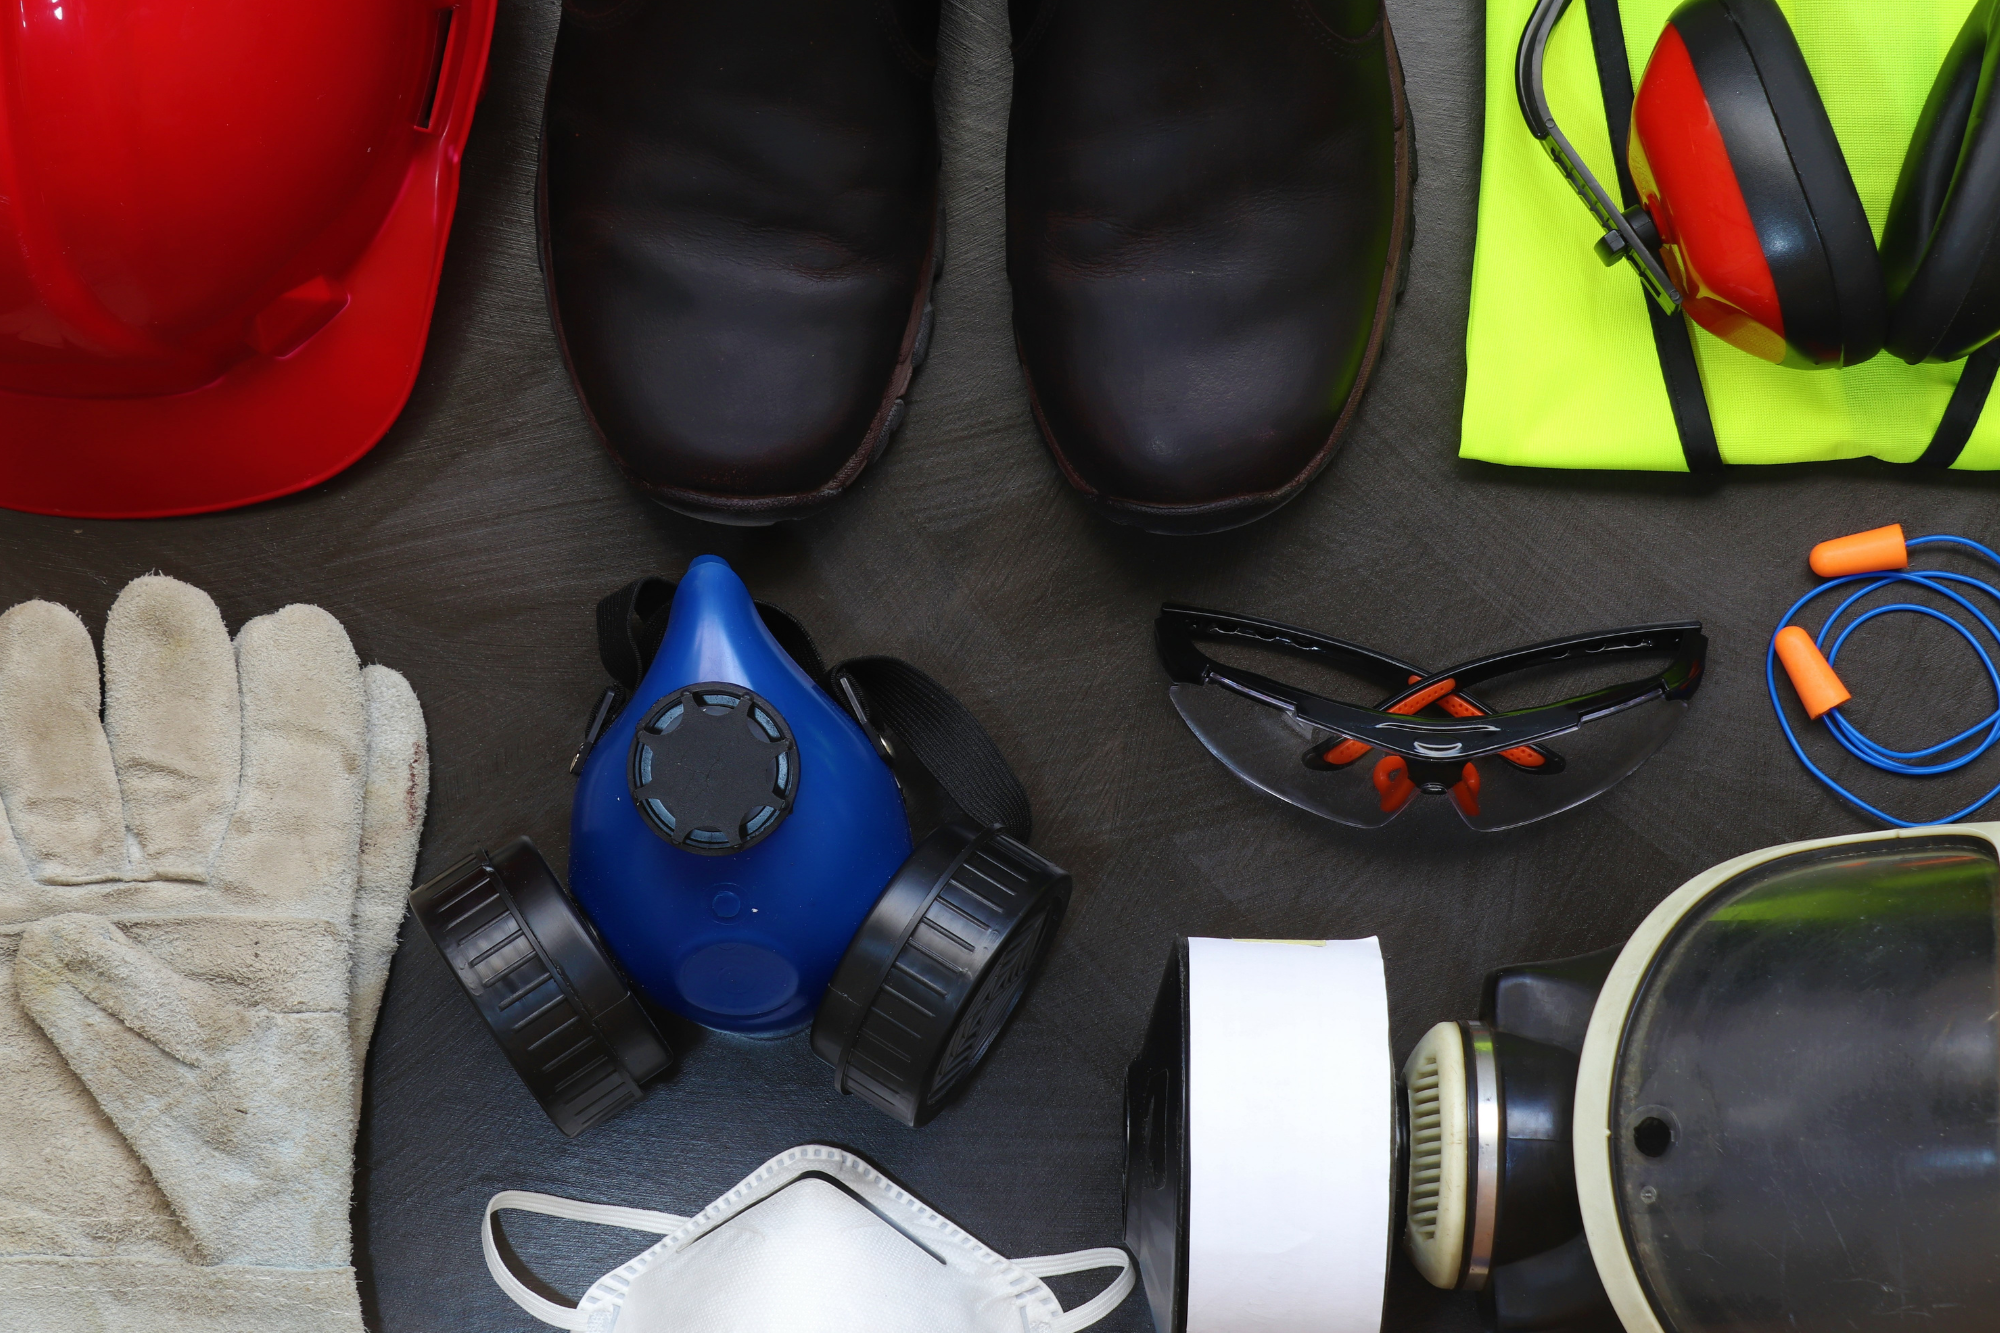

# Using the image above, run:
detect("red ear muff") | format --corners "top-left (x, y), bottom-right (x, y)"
top-left (1629, 0), bottom-right (1884, 368)
top-left (1629, 21), bottom-right (1787, 363)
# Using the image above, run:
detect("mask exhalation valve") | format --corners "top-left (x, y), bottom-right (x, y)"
top-left (627, 683), bottom-right (799, 854)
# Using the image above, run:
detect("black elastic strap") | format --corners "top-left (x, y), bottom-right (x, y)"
top-left (591, 579), bottom-right (1031, 840)
top-left (1915, 339), bottom-right (2000, 467)
top-left (831, 656), bottom-right (1033, 841)
top-left (756, 606), bottom-right (829, 682)
top-left (596, 576), bottom-right (677, 691)
top-left (1585, 0), bottom-right (1724, 474)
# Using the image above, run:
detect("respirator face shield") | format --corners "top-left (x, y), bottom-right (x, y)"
top-left (1404, 829), bottom-right (2000, 1333)
top-left (1156, 606), bottom-right (1705, 830)
top-left (1589, 833), bottom-right (2000, 1333)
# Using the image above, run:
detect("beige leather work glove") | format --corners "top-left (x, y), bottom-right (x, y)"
top-left (0, 576), bottom-right (427, 1333)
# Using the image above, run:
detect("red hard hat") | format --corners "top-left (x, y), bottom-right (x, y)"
top-left (0, 0), bottom-right (496, 518)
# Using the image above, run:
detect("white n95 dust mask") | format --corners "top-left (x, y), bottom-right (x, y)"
top-left (484, 1144), bottom-right (1136, 1333)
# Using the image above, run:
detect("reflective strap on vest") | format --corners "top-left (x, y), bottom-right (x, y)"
top-left (1919, 339), bottom-right (2000, 466)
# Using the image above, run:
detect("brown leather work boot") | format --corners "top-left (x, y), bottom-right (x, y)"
top-left (540, 0), bottom-right (944, 524)
top-left (1007, 0), bottom-right (1415, 534)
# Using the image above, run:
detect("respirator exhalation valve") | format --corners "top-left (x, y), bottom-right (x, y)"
top-left (628, 683), bottom-right (799, 854)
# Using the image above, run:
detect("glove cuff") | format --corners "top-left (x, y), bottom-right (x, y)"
top-left (0, 1256), bottom-right (365, 1333)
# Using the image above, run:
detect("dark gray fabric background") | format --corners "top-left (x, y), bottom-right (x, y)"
top-left (2, 1), bottom-right (1996, 1328)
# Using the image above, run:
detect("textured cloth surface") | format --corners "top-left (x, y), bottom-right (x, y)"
top-left (1462, 0), bottom-right (2000, 469)
top-left (0, 578), bottom-right (428, 1332)
top-left (0, 1257), bottom-right (373, 1333)
top-left (4, 2), bottom-right (2000, 1332)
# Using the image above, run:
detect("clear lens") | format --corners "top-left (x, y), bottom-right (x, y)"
top-left (1170, 682), bottom-right (1688, 830)
top-left (1170, 681), bottom-right (1409, 827)
top-left (1452, 693), bottom-right (1687, 831)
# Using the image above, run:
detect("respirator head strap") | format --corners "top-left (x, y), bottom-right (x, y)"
top-left (596, 574), bottom-right (679, 691)
top-left (829, 655), bottom-right (1033, 841)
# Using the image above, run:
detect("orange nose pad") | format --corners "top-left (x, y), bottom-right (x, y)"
top-left (1774, 626), bottom-right (1851, 719)
top-left (1372, 754), bottom-right (1417, 814)
top-left (1450, 762), bottom-right (1481, 818)
top-left (1809, 524), bottom-right (1908, 577)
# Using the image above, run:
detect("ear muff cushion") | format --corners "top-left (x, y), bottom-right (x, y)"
top-left (1883, 0), bottom-right (2000, 363)
top-left (1707, 0), bottom-right (1885, 366)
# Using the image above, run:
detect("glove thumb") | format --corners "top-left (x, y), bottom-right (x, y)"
top-left (19, 914), bottom-right (249, 1065)
top-left (17, 913), bottom-right (352, 1267)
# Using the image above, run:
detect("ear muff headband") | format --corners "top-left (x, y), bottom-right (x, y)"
top-left (1515, 0), bottom-right (1687, 312)
top-left (1883, 0), bottom-right (2000, 363)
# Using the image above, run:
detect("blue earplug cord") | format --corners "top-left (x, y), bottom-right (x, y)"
top-left (1769, 534), bottom-right (2000, 827)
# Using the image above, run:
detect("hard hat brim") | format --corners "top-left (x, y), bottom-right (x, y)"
top-left (0, 3), bottom-right (494, 521)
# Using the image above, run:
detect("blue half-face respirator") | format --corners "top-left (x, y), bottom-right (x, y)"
top-left (412, 556), bottom-right (1070, 1134)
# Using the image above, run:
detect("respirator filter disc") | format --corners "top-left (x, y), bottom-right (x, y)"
top-left (628, 683), bottom-right (799, 855)
top-left (811, 823), bottom-right (1071, 1127)
top-left (409, 838), bottom-right (674, 1136)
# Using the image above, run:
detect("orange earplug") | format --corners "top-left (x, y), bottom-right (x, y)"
top-left (1774, 626), bottom-right (1851, 719)
top-left (1810, 524), bottom-right (1908, 577)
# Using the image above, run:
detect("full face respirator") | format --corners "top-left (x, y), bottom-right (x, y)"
top-left (413, 556), bottom-right (1070, 1134)
top-left (1124, 827), bottom-right (2000, 1333)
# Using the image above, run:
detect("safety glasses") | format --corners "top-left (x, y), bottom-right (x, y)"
top-left (1157, 606), bottom-right (1706, 831)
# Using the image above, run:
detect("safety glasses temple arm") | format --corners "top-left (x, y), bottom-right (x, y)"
top-left (1158, 606), bottom-right (1591, 744)
top-left (1462, 626), bottom-right (1706, 723)
top-left (1410, 623), bottom-right (1704, 694)
top-left (1290, 691), bottom-right (1587, 756)
top-left (1186, 651), bottom-right (1593, 757)
top-left (1442, 626), bottom-right (1703, 727)
top-left (1515, 0), bottom-right (1683, 310)
top-left (1154, 605), bottom-right (1428, 690)
top-left (1658, 628), bottom-right (1707, 698)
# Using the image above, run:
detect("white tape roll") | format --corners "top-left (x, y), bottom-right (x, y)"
top-left (1185, 937), bottom-right (1394, 1333)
